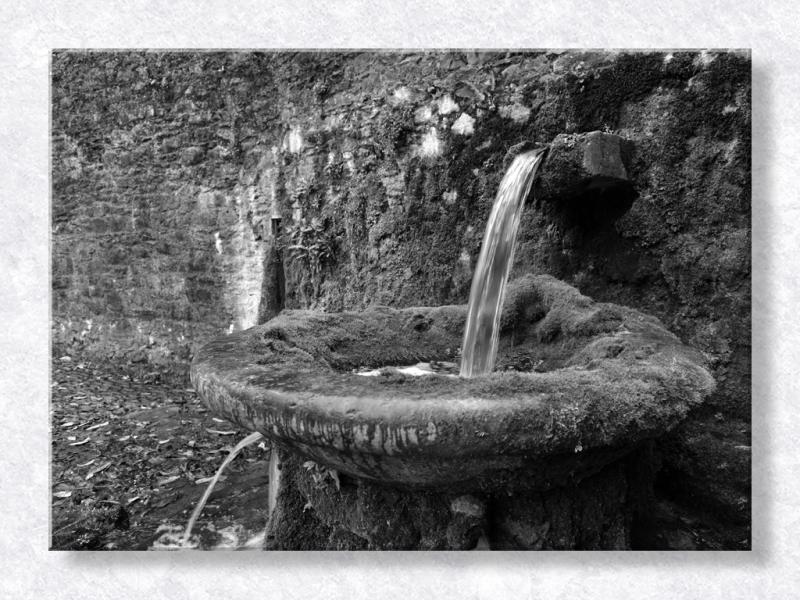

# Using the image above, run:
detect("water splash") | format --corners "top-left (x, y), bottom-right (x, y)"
top-left (460, 148), bottom-right (548, 378)
top-left (151, 522), bottom-right (266, 551)
top-left (180, 431), bottom-right (264, 546)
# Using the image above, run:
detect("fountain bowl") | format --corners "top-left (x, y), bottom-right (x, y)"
top-left (191, 274), bottom-right (714, 493)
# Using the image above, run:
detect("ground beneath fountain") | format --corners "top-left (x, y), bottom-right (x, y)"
top-left (50, 351), bottom-right (270, 550)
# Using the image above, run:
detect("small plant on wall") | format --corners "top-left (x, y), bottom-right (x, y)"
top-left (285, 216), bottom-right (334, 298)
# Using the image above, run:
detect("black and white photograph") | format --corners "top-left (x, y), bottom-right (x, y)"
top-left (50, 49), bottom-right (751, 551)
top-left (6, 1), bottom-right (800, 596)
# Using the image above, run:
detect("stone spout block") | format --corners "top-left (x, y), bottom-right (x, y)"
top-left (535, 131), bottom-right (635, 224)
top-left (191, 275), bottom-right (714, 494)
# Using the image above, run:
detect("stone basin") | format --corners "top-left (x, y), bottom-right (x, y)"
top-left (191, 274), bottom-right (715, 494)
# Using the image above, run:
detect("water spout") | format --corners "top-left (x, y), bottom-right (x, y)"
top-left (460, 148), bottom-right (548, 378)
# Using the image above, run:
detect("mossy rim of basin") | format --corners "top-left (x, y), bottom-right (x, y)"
top-left (191, 275), bottom-right (715, 489)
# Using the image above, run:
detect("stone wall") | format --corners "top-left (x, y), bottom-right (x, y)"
top-left (51, 50), bottom-right (751, 536)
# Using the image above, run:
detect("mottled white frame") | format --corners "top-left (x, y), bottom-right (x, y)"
top-left (1, 0), bottom-right (793, 598)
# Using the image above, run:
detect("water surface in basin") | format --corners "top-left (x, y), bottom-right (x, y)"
top-left (354, 361), bottom-right (459, 377)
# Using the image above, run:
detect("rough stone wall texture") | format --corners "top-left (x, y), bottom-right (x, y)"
top-left (51, 50), bottom-right (750, 533)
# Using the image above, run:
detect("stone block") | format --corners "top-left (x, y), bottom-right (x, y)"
top-left (534, 131), bottom-right (635, 225)
top-left (536, 131), bottom-right (632, 199)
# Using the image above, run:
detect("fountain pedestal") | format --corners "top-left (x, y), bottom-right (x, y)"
top-left (264, 448), bottom-right (485, 550)
top-left (263, 441), bottom-right (656, 550)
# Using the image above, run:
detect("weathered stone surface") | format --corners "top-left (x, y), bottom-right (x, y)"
top-left (264, 443), bottom-right (657, 550)
top-left (192, 275), bottom-right (714, 490)
top-left (265, 450), bottom-right (483, 550)
top-left (179, 145), bottom-right (206, 165)
top-left (489, 461), bottom-right (630, 549)
top-left (536, 131), bottom-right (631, 199)
top-left (264, 450), bottom-right (359, 550)
top-left (658, 416), bottom-right (751, 524)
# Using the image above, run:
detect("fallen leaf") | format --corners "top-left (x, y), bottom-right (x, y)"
top-left (86, 421), bottom-right (109, 431)
top-left (205, 428), bottom-right (236, 435)
top-left (53, 490), bottom-right (72, 498)
top-left (329, 469), bottom-right (341, 491)
top-left (195, 475), bottom-right (226, 485)
top-left (77, 458), bottom-right (96, 468)
top-left (157, 475), bottom-right (181, 486)
top-left (86, 461), bottom-right (112, 480)
top-left (69, 437), bottom-right (91, 446)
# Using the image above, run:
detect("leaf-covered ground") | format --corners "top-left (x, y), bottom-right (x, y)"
top-left (50, 353), bottom-right (271, 550)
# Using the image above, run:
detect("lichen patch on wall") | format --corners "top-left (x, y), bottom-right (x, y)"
top-left (285, 127), bottom-right (304, 154)
top-left (392, 86), bottom-right (412, 103)
top-left (451, 113), bottom-right (475, 135)
top-left (437, 94), bottom-right (460, 115)
top-left (419, 127), bottom-right (442, 157)
top-left (415, 106), bottom-right (433, 123)
top-left (499, 103), bottom-right (531, 123)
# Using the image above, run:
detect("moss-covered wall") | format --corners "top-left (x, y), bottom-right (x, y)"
top-left (51, 50), bottom-right (751, 533)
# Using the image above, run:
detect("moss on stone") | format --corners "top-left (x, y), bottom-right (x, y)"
top-left (192, 275), bottom-right (714, 491)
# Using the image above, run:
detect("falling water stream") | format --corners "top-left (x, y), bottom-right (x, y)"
top-left (176, 431), bottom-right (264, 548)
top-left (171, 147), bottom-right (547, 548)
top-left (459, 148), bottom-right (547, 377)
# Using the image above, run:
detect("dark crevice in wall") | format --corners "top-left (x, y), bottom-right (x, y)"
top-left (552, 179), bottom-right (638, 230)
top-left (258, 238), bottom-right (286, 325)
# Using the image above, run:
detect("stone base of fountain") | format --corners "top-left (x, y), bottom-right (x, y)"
top-left (263, 441), bottom-right (657, 550)
top-left (264, 449), bottom-right (484, 550)
top-left (487, 441), bottom-right (657, 550)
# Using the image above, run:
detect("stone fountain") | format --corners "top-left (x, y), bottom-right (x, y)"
top-left (190, 132), bottom-right (715, 550)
